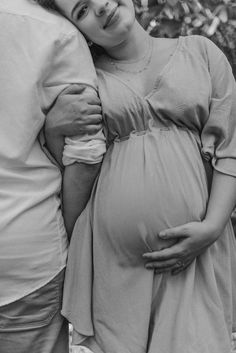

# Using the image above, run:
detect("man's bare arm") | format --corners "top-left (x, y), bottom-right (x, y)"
top-left (63, 162), bottom-right (101, 239)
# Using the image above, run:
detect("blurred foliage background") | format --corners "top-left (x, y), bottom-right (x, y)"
top-left (134, 0), bottom-right (236, 77)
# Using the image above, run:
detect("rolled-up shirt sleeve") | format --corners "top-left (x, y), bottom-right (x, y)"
top-left (62, 129), bottom-right (106, 166)
top-left (201, 40), bottom-right (236, 177)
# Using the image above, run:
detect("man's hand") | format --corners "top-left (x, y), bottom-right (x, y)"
top-left (44, 84), bottom-right (103, 166)
top-left (45, 84), bottom-right (102, 137)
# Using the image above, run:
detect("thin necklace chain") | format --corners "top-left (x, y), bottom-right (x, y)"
top-left (107, 37), bottom-right (153, 74)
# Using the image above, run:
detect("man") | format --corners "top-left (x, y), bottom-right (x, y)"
top-left (0, 1), bottom-right (101, 352)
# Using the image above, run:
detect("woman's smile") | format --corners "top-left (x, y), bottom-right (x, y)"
top-left (103, 5), bottom-right (119, 29)
top-left (55, 0), bottom-right (136, 49)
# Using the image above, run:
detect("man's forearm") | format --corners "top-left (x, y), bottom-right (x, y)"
top-left (62, 162), bottom-right (101, 239)
top-left (45, 131), bottom-right (64, 167)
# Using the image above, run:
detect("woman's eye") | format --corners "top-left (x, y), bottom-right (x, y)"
top-left (76, 5), bottom-right (88, 20)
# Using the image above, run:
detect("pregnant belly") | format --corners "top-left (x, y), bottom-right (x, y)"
top-left (93, 131), bottom-right (209, 265)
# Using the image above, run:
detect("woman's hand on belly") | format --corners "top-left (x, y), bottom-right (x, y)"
top-left (142, 220), bottom-right (219, 275)
top-left (144, 171), bottom-right (236, 275)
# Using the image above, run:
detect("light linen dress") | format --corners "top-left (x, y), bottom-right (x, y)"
top-left (62, 35), bottom-right (236, 353)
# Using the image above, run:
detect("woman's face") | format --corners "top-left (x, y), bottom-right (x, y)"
top-left (55, 0), bottom-right (136, 49)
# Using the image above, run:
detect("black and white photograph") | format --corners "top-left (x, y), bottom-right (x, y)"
top-left (0, 0), bottom-right (235, 352)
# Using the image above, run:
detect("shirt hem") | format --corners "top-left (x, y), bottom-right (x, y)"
top-left (0, 265), bottom-right (66, 307)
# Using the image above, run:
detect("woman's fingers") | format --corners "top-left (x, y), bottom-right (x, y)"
top-left (143, 221), bottom-right (214, 275)
top-left (143, 244), bottom-right (183, 261)
top-left (145, 258), bottom-right (177, 270)
top-left (145, 253), bottom-right (194, 275)
top-left (159, 224), bottom-right (191, 240)
top-left (171, 259), bottom-right (193, 275)
top-left (143, 239), bottom-right (193, 275)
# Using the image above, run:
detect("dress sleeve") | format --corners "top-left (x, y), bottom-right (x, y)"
top-left (201, 39), bottom-right (236, 177)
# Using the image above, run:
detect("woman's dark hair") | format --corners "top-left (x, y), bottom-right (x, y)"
top-left (35, 0), bottom-right (105, 62)
top-left (90, 45), bottom-right (106, 62)
top-left (34, 0), bottom-right (60, 12)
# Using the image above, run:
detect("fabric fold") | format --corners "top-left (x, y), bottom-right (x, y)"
top-left (62, 130), bottom-right (106, 166)
top-left (61, 199), bottom-right (94, 340)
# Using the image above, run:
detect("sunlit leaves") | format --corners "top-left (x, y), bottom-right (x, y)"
top-left (134, 0), bottom-right (236, 76)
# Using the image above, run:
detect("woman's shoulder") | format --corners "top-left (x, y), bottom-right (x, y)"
top-left (152, 35), bottom-right (222, 62)
top-left (181, 35), bottom-right (224, 61)
top-left (152, 36), bottom-right (179, 48)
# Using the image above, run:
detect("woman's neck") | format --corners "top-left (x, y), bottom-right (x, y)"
top-left (105, 21), bottom-right (150, 62)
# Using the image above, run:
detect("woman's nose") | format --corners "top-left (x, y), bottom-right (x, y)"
top-left (94, 1), bottom-right (110, 16)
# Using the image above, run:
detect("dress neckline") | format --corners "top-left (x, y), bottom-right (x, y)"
top-left (96, 36), bottom-right (184, 101)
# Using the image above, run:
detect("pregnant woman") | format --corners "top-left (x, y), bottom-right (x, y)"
top-left (37, 0), bottom-right (236, 352)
